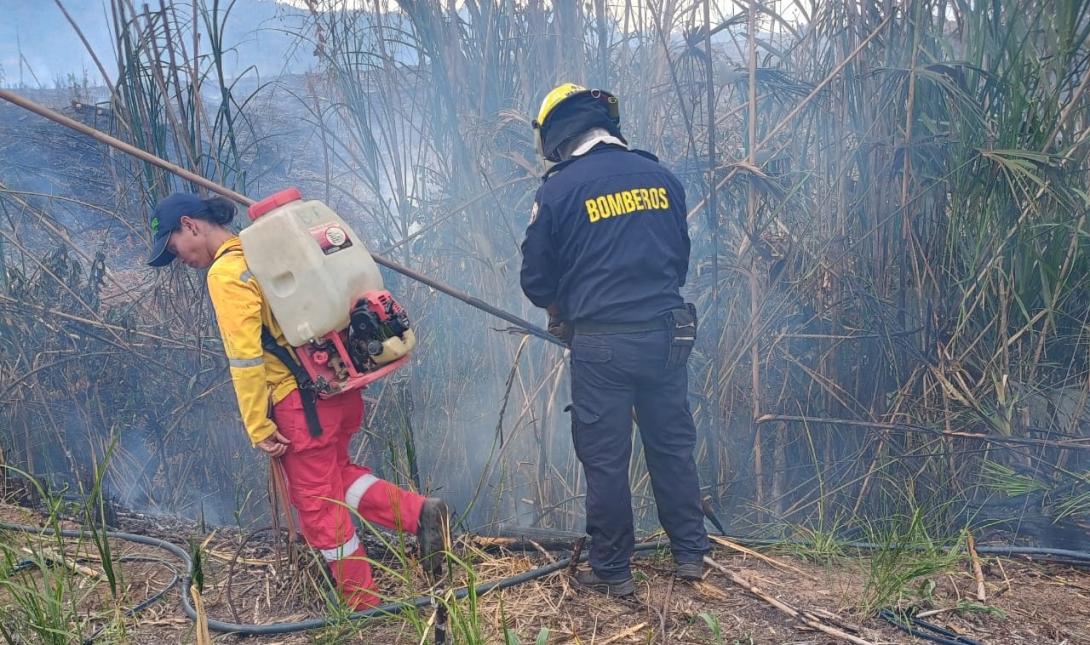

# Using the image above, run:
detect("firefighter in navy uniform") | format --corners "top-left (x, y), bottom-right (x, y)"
top-left (520, 83), bottom-right (710, 596)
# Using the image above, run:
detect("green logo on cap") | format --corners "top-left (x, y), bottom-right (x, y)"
top-left (150, 217), bottom-right (160, 234)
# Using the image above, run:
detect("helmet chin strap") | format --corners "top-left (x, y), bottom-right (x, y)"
top-left (534, 126), bottom-right (555, 173)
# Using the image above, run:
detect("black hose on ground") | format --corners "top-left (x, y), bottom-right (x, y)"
top-left (81, 555), bottom-right (180, 644)
top-left (6, 535), bottom-right (181, 643)
top-left (0, 522), bottom-right (659, 635)
top-left (480, 527), bottom-right (1090, 563)
top-left (878, 609), bottom-right (982, 645)
top-left (2, 522), bottom-right (1089, 636)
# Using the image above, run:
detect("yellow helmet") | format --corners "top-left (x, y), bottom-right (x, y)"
top-left (534, 82), bottom-right (588, 129)
top-left (533, 83), bottom-right (621, 170)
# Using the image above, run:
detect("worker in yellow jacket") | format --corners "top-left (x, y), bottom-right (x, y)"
top-left (146, 193), bottom-right (448, 609)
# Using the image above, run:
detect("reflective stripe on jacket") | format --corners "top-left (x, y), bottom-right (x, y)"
top-left (207, 236), bottom-right (297, 444)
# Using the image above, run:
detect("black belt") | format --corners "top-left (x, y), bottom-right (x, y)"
top-left (574, 317), bottom-right (669, 335)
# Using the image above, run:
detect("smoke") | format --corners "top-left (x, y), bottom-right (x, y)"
top-left (2, 1), bottom-right (1088, 556)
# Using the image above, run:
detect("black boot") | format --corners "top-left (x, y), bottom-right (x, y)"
top-left (675, 560), bottom-right (704, 580)
top-left (573, 567), bottom-right (635, 596)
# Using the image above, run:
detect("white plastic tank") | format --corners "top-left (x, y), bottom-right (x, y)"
top-left (239, 188), bottom-right (383, 346)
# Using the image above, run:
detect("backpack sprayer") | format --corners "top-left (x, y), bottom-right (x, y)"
top-left (240, 188), bottom-right (416, 398)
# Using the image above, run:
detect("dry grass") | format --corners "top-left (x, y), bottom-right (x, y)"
top-left (2, 501), bottom-right (1088, 644)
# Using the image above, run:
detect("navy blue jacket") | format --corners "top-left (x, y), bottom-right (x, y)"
top-left (520, 145), bottom-right (690, 324)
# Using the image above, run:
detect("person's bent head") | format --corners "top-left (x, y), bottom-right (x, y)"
top-left (146, 193), bottom-right (236, 269)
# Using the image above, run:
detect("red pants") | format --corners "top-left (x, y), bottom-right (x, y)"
top-left (273, 389), bottom-right (425, 609)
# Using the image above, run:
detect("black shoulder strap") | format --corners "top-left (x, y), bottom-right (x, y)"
top-left (260, 326), bottom-right (323, 438)
top-left (216, 245), bottom-right (323, 437)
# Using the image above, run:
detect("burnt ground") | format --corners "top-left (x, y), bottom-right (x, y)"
top-left (0, 501), bottom-right (1088, 644)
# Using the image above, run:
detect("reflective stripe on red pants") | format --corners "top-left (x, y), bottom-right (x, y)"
top-left (273, 389), bottom-right (426, 609)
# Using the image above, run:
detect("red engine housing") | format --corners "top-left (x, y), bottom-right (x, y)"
top-left (293, 290), bottom-right (412, 398)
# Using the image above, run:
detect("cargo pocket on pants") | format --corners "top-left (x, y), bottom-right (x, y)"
top-left (289, 481), bottom-right (340, 547)
top-left (664, 304), bottom-right (697, 370)
top-left (569, 399), bottom-right (601, 426)
top-left (569, 338), bottom-right (612, 426)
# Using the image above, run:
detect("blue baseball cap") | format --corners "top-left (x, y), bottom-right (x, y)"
top-left (147, 193), bottom-right (207, 267)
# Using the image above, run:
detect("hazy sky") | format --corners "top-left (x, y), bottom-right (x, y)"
top-left (0, 1), bottom-right (113, 87)
top-left (0, 0), bottom-right (791, 89)
top-left (0, 0), bottom-right (307, 88)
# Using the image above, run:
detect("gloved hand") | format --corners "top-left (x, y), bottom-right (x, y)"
top-left (546, 304), bottom-right (573, 345)
top-left (548, 315), bottom-right (573, 345)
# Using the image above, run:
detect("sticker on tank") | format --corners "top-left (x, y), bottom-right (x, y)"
top-left (310, 223), bottom-right (354, 255)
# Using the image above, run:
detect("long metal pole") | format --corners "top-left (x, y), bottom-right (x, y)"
top-left (0, 89), bottom-right (562, 347)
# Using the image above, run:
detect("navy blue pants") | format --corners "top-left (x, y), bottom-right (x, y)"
top-left (569, 329), bottom-right (709, 580)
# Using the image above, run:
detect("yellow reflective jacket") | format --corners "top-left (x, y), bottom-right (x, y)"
top-left (207, 236), bottom-right (297, 445)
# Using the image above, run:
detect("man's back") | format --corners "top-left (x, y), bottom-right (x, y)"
top-left (520, 145), bottom-right (691, 324)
